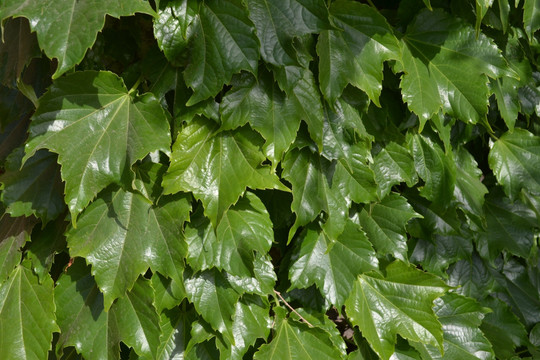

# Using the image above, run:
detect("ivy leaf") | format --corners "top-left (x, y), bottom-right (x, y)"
top-left (524, 0), bottom-right (540, 39)
top-left (115, 277), bottom-right (161, 360)
top-left (344, 261), bottom-right (449, 360)
top-left (372, 142), bottom-right (417, 199)
top-left (246, 0), bottom-right (331, 66)
top-left (480, 297), bottom-right (528, 359)
top-left (317, 0), bottom-right (400, 105)
top-left (24, 71), bottom-right (171, 223)
top-left (184, 0), bottom-right (259, 104)
top-left (67, 187), bottom-right (190, 310)
top-left (184, 268), bottom-right (241, 343)
top-left (216, 192), bottom-right (274, 277)
top-left (358, 193), bottom-right (421, 261)
top-left (154, 0), bottom-right (198, 65)
top-left (399, 9), bottom-right (511, 125)
top-left (477, 191), bottom-right (537, 260)
top-left (0, 0), bottom-right (153, 78)
top-left (488, 129), bottom-right (540, 199)
top-left (220, 71), bottom-right (301, 165)
top-left (217, 295), bottom-right (272, 359)
top-left (163, 117), bottom-right (285, 227)
top-left (157, 306), bottom-right (196, 360)
top-left (410, 134), bottom-right (456, 206)
top-left (289, 220), bottom-right (378, 307)
top-left (447, 255), bottom-right (496, 299)
top-left (453, 147), bottom-right (488, 222)
top-left (411, 293), bottom-right (495, 360)
top-left (0, 147), bottom-right (64, 224)
top-left (253, 308), bottom-right (343, 359)
top-left (152, 273), bottom-right (186, 312)
top-left (26, 218), bottom-right (67, 283)
top-left (0, 214), bottom-right (36, 283)
top-left (0, 263), bottom-right (59, 360)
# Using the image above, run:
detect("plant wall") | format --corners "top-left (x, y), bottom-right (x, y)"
top-left (0, 0), bottom-right (539, 359)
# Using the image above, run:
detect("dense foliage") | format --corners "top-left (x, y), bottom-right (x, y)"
top-left (1, 0), bottom-right (540, 358)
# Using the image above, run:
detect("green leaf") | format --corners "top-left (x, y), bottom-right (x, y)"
top-left (344, 261), bottom-right (449, 360)
top-left (184, 268), bottom-right (241, 343)
top-left (1, 147), bottom-right (64, 224)
top-left (24, 71), bottom-right (171, 222)
top-left (67, 187), bottom-right (190, 310)
top-left (152, 273), bottom-right (186, 312)
top-left (115, 277), bottom-right (161, 360)
top-left (477, 191), bottom-right (537, 260)
top-left (220, 71), bottom-right (301, 165)
top-left (184, 0), bottom-right (259, 104)
top-left (447, 255), bottom-right (497, 299)
top-left (0, 263), bottom-right (58, 360)
top-left (154, 0), bottom-right (198, 65)
top-left (453, 147), bottom-right (488, 222)
top-left (358, 193), bottom-right (421, 261)
top-left (217, 295), bottom-right (272, 359)
top-left (26, 218), bottom-right (67, 282)
top-left (399, 9), bottom-right (510, 124)
top-left (0, 18), bottom-right (40, 87)
top-left (288, 220), bottom-right (378, 307)
top-left (480, 297), bottom-right (528, 359)
top-left (410, 134), bottom-right (456, 206)
top-left (411, 293), bottom-right (495, 360)
top-left (0, 0), bottom-right (153, 78)
top-left (490, 76), bottom-right (520, 131)
top-left (246, 0), bottom-right (331, 66)
top-left (215, 192), bottom-right (273, 277)
top-left (156, 306), bottom-right (196, 360)
top-left (372, 142), bottom-right (417, 199)
top-left (163, 117), bottom-right (285, 227)
top-left (317, 0), bottom-right (400, 105)
top-left (0, 214), bottom-right (36, 283)
top-left (475, 0), bottom-right (494, 33)
top-left (253, 308), bottom-right (343, 359)
top-left (488, 129), bottom-right (540, 199)
top-left (524, 0), bottom-right (540, 39)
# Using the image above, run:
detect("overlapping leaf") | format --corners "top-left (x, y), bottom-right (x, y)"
top-left (0, 0), bottom-right (153, 78)
top-left (317, 0), bottom-right (400, 105)
top-left (67, 187), bottom-right (190, 309)
top-left (0, 214), bottom-right (36, 283)
top-left (163, 117), bottom-right (285, 227)
top-left (345, 261), bottom-right (449, 360)
top-left (24, 71), bottom-right (171, 222)
top-left (184, 0), bottom-right (259, 104)
top-left (0, 263), bottom-right (58, 360)
top-left (398, 9), bottom-right (511, 125)
top-left (288, 221), bottom-right (378, 307)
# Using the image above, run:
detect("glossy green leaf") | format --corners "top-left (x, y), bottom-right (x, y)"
top-left (453, 147), bottom-right (488, 221)
top-left (184, 268), bottom-right (241, 343)
top-left (218, 295), bottom-right (271, 359)
top-left (358, 193), bottom-right (421, 261)
top-left (184, 0), bottom-right (259, 104)
top-left (524, 0), bottom-right (540, 39)
top-left (447, 255), bottom-right (496, 299)
top-left (26, 218), bottom-right (67, 282)
top-left (477, 191), bottom-right (537, 260)
top-left (0, 147), bottom-right (64, 223)
top-left (156, 306), bottom-right (195, 360)
top-left (67, 187), bottom-right (190, 310)
top-left (411, 293), bottom-right (495, 360)
top-left (410, 134), bottom-right (456, 206)
top-left (317, 0), bottom-right (400, 105)
top-left (220, 71), bottom-right (301, 165)
top-left (475, 0), bottom-right (494, 33)
top-left (289, 220), bottom-right (378, 307)
top-left (399, 9), bottom-right (510, 124)
top-left (0, 263), bottom-right (58, 360)
top-left (163, 117), bottom-right (285, 227)
top-left (152, 273), bottom-right (186, 312)
top-left (490, 76), bottom-right (520, 131)
top-left (488, 129), bottom-right (540, 199)
top-left (24, 71), bottom-right (171, 222)
top-left (253, 308), bottom-right (343, 359)
top-left (372, 142), bottom-right (417, 199)
top-left (480, 297), bottom-right (528, 359)
top-left (246, 0), bottom-right (330, 66)
top-left (344, 261), bottom-right (449, 360)
top-left (154, 0), bottom-right (197, 65)
top-left (0, 0), bottom-right (153, 78)
top-left (0, 214), bottom-right (35, 283)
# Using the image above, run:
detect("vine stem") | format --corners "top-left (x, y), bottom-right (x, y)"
top-left (273, 290), bottom-right (314, 328)
top-left (128, 75), bottom-right (144, 95)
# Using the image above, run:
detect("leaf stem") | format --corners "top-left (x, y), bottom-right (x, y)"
top-left (273, 290), bottom-right (314, 328)
top-left (128, 75), bottom-right (144, 95)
